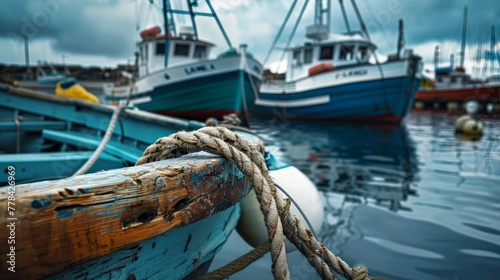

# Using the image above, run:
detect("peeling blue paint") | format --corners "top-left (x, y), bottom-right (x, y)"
top-left (31, 198), bottom-right (53, 209)
top-left (57, 209), bottom-right (73, 218)
top-left (190, 170), bottom-right (207, 189)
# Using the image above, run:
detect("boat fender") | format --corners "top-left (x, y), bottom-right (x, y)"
top-left (454, 115), bottom-right (483, 136)
top-left (236, 165), bottom-right (324, 252)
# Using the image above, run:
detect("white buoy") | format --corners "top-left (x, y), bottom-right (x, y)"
top-left (236, 165), bottom-right (324, 252)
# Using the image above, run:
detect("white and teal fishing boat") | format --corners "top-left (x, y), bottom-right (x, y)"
top-left (104, 0), bottom-right (262, 121)
top-left (252, 0), bottom-right (422, 123)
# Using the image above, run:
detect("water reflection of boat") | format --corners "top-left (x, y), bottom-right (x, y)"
top-left (265, 121), bottom-right (419, 212)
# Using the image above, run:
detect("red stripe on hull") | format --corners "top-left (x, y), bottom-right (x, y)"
top-left (416, 85), bottom-right (500, 102)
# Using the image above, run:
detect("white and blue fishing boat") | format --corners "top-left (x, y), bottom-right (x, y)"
top-left (252, 0), bottom-right (423, 123)
top-left (104, 0), bottom-right (262, 121)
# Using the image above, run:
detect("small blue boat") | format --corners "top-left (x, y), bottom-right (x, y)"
top-left (36, 64), bottom-right (66, 86)
top-left (0, 83), bottom-right (261, 279)
top-left (251, 0), bottom-right (422, 123)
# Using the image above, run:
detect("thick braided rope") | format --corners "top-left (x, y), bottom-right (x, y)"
top-left (136, 127), bottom-right (370, 280)
top-left (136, 127), bottom-right (290, 280)
top-left (198, 128), bottom-right (369, 279)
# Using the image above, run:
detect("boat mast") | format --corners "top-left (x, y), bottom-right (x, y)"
top-left (434, 45), bottom-right (439, 75)
top-left (162, 0), bottom-right (170, 67)
top-left (338, 0), bottom-right (351, 33)
top-left (491, 25), bottom-right (498, 75)
top-left (459, 5), bottom-right (468, 69)
top-left (306, 0), bottom-right (330, 41)
top-left (186, 0), bottom-right (199, 38)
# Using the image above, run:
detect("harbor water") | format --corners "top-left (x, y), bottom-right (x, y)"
top-left (210, 110), bottom-right (500, 280)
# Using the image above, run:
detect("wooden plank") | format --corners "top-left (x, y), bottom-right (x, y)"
top-left (0, 153), bottom-right (251, 279)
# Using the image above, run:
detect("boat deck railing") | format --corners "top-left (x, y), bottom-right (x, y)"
top-left (261, 80), bottom-right (297, 92)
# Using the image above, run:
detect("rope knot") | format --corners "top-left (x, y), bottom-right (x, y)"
top-left (352, 266), bottom-right (369, 280)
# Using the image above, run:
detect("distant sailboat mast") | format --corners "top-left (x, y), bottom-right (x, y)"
top-left (459, 5), bottom-right (468, 70)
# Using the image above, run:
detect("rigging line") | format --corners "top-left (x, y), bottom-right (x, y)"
top-left (144, 2), bottom-right (154, 28)
top-left (359, 0), bottom-right (391, 54)
top-left (206, 0), bottom-right (232, 49)
top-left (273, 181), bottom-right (318, 238)
top-left (276, 0), bottom-right (310, 73)
top-left (339, 0), bottom-right (351, 33)
top-left (351, 0), bottom-right (389, 108)
top-left (263, 0), bottom-right (299, 66)
top-left (134, 0), bottom-right (140, 32)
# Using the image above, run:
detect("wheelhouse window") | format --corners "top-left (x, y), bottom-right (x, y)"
top-left (174, 44), bottom-right (190, 56)
top-left (339, 45), bottom-right (354, 61)
top-left (304, 48), bottom-right (313, 64)
top-left (156, 42), bottom-right (165, 54)
top-left (194, 45), bottom-right (207, 58)
top-left (320, 46), bottom-right (334, 60)
top-left (357, 46), bottom-right (370, 60)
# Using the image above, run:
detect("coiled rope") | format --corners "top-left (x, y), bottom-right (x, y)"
top-left (136, 127), bottom-right (370, 280)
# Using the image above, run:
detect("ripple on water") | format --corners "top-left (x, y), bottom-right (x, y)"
top-left (460, 249), bottom-right (500, 259)
top-left (365, 236), bottom-right (444, 259)
top-left (462, 222), bottom-right (500, 236)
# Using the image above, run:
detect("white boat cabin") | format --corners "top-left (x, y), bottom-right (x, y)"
top-left (284, 33), bottom-right (376, 82)
top-left (434, 67), bottom-right (472, 89)
top-left (137, 27), bottom-right (215, 76)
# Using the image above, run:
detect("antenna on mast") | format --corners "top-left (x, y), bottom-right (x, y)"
top-left (306, 0), bottom-right (330, 41)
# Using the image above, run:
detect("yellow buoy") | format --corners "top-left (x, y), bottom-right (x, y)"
top-left (56, 78), bottom-right (99, 103)
top-left (454, 115), bottom-right (483, 136)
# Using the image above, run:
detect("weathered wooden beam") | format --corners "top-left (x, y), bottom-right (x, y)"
top-left (0, 153), bottom-right (251, 279)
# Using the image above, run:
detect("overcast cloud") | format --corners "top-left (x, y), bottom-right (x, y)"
top-left (0, 0), bottom-right (498, 72)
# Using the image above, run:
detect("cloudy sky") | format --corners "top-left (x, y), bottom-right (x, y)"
top-left (1, 0), bottom-right (499, 76)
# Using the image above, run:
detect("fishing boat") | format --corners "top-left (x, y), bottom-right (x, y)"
top-left (415, 7), bottom-right (500, 109)
top-left (103, 0), bottom-right (262, 122)
top-left (0, 82), bottom-right (257, 279)
top-left (36, 64), bottom-right (67, 86)
top-left (251, 0), bottom-right (422, 123)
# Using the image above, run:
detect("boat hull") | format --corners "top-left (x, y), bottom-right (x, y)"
top-left (415, 84), bottom-right (500, 105)
top-left (106, 55), bottom-right (262, 120)
top-left (46, 205), bottom-right (241, 280)
top-left (252, 57), bottom-right (422, 123)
